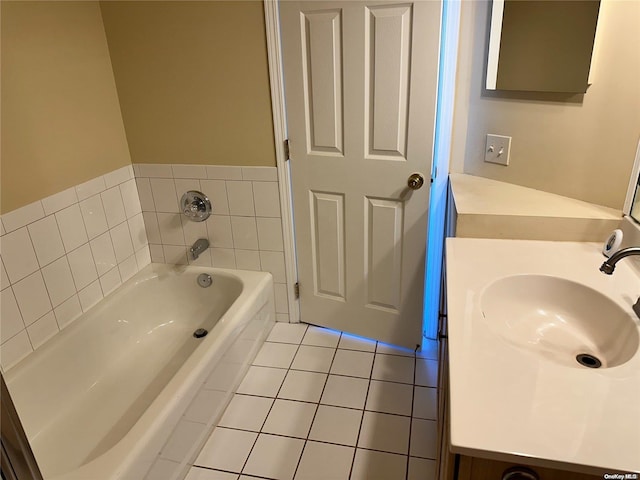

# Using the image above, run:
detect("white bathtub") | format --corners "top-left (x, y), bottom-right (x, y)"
top-left (5, 263), bottom-right (275, 480)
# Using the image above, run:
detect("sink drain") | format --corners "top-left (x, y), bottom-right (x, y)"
top-left (576, 353), bottom-right (602, 368)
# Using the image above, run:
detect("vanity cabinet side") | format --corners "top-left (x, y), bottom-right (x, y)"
top-left (456, 456), bottom-right (603, 480)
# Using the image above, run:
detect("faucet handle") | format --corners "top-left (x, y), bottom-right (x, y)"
top-left (180, 191), bottom-right (212, 222)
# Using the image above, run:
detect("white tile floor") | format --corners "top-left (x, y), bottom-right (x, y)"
top-left (185, 323), bottom-right (439, 480)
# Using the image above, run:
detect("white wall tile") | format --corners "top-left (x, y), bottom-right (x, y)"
top-left (231, 217), bottom-right (258, 250)
top-left (42, 187), bottom-right (78, 215)
top-left (26, 312), bottom-right (58, 349)
top-left (132, 164), bottom-right (141, 177)
top-left (101, 187), bottom-right (127, 228)
top-left (110, 222), bottom-right (135, 263)
top-left (149, 244), bottom-right (165, 263)
top-left (163, 245), bottom-right (188, 265)
top-left (12, 272), bottom-right (52, 326)
top-left (120, 179), bottom-right (142, 219)
top-left (242, 166), bottom-right (278, 182)
top-left (104, 165), bottom-right (133, 188)
top-left (274, 283), bottom-right (288, 314)
top-left (150, 179), bottom-right (179, 213)
top-left (135, 245), bottom-right (152, 270)
top-left (259, 251), bottom-right (286, 283)
top-left (136, 178), bottom-right (155, 211)
top-left (100, 267), bottom-right (122, 296)
top-left (41, 257), bottom-right (76, 307)
top-left (226, 181), bottom-right (255, 216)
top-left (142, 212), bottom-right (162, 244)
top-left (206, 165), bottom-right (242, 180)
top-left (1, 201), bottom-right (45, 232)
top-left (0, 219), bottom-right (5, 235)
top-left (0, 259), bottom-right (9, 290)
top-left (137, 163), bottom-right (174, 178)
top-left (55, 205), bottom-right (89, 252)
top-left (119, 255), bottom-right (139, 282)
top-left (78, 280), bottom-right (103, 312)
top-left (128, 214), bottom-right (148, 252)
top-left (1, 228), bottom-right (39, 283)
top-left (181, 216), bottom-right (208, 247)
top-left (1, 331), bottom-right (33, 370)
top-left (200, 180), bottom-right (229, 215)
top-left (1, 288), bottom-right (25, 343)
top-left (174, 179), bottom-right (201, 198)
top-left (157, 213), bottom-right (185, 246)
top-left (54, 295), bottom-right (82, 329)
top-left (276, 313), bottom-right (290, 323)
top-left (188, 249), bottom-right (211, 267)
top-left (172, 165), bottom-right (207, 179)
top-left (252, 182), bottom-right (281, 218)
top-left (256, 217), bottom-right (284, 251)
top-left (28, 216), bottom-right (65, 267)
top-left (211, 248), bottom-right (236, 268)
top-left (79, 195), bottom-right (108, 240)
top-left (67, 244), bottom-right (98, 290)
top-left (76, 176), bottom-right (106, 201)
top-left (206, 216), bottom-right (233, 248)
top-left (90, 232), bottom-right (118, 276)
top-left (235, 249), bottom-right (261, 270)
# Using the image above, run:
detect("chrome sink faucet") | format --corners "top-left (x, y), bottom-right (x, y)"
top-left (600, 246), bottom-right (640, 319)
top-left (190, 238), bottom-right (210, 261)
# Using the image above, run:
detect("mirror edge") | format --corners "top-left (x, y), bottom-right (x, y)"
top-left (623, 137), bottom-right (640, 220)
top-left (486, 0), bottom-right (504, 90)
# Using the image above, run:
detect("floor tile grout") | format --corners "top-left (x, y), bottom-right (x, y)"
top-left (190, 324), bottom-right (439, 480)
top-left (291, 330), bottom-right (343, 480)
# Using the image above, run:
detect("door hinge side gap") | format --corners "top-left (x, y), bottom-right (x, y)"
top-left (284, 139), bottom-right (291, 161)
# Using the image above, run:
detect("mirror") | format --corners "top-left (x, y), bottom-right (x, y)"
top-left (486, 0), bottom-right (600, 93)
top-left (625, 139), bottom-right (640, 223)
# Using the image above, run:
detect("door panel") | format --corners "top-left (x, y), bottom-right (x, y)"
top-left (310, 191), bottom-right (346, 300)
top-left (301, 9), bottom-right (344, 154)
top-left (281, 0), bottom-right (440, 348)
top-left (366, 4), bottom-right (412, 158)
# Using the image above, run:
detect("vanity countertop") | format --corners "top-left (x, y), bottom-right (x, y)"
top-left (446, 238), bottom-right (640, 475)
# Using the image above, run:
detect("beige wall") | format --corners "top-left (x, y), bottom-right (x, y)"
top-left (1, 1), bottom-right (131, 214)
top-left (100, 1), bottom-right (276, 167)
top-left (451, 0), bottom-right (640, 209)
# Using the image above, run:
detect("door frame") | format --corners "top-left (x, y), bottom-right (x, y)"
top-left (264, 0), bottom-right (300, 322)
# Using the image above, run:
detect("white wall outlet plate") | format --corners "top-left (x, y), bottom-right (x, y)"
top-left (485, 134), bottom-right (511, 166)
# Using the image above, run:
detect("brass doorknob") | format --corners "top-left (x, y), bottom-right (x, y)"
top-left (407, 173), bottom-right (425, 190)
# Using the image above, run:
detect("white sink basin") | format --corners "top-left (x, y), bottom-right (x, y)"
top-left (481, 274), bottom-right (639, 368)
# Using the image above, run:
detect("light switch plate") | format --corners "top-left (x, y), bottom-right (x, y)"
top-left (485, 134), bottom-right (511, 166)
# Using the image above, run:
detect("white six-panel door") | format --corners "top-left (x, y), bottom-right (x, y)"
top-left (280, 0), bottom-right (441, 348)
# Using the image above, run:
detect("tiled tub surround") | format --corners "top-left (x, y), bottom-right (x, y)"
top-left (0, 165), bottom-right (150, 369)
top-left (182, 323), bottom-right (439, 480)
top-left (134, 164), bottom-right (290, 322)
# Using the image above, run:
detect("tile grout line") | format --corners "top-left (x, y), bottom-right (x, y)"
top-left (290, 329), bottom-right (342, 480)
top-left (347, 338), bottom-right (379, 479)
top-left (235, 324), bottom-right (308, 478)
top-left (406, 350), bottom-right (418, 480)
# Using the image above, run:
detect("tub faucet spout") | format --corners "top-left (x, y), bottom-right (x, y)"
top-left (190, 238), bottom-right (210, 261)
top-left (600, 246), bottom-right (640, 320)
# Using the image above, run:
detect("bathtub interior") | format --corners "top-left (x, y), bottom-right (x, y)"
top-left (4, 264), bottom-right (275, 480)
top-left (142, 300), bottom-right (275, 480)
